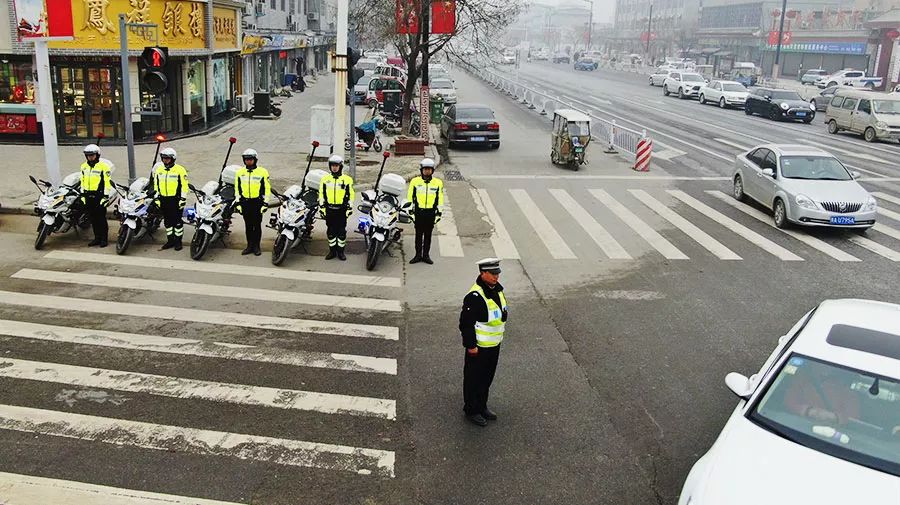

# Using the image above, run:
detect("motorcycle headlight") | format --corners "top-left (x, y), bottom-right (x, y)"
top-left (863, 195), bottom-right (877, 212)
top-left (119, 199), bottom-right (139, 214)
top-left (780, 102), bottom-right (789, 110)
top-left (37, 194), bottom-right (54, 209)
top-left (196, 202), bottom-right (214, 218)
top-left (795, 194), bottom-right (818, 210)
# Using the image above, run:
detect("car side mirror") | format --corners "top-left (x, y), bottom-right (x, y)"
top-left (764, 96), bottom-right (772, 101)
top-left (851, 171), bottom-right (861, 179)
top-left (762, 168), bottom-right (775, 177)
top-left (725, 372), bottom-right (753, 400)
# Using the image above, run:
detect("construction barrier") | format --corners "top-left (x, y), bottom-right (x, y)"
top-left (634, 137), bottom-right (652, 172)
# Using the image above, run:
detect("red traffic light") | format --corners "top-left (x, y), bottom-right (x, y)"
top-left (141, 46), bottom-right (168, 70)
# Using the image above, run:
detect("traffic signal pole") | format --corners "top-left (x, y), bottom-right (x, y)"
top-left (333, 0), bottom-right (349, 156)
top-left (119, 14), bottom-right (137, 183)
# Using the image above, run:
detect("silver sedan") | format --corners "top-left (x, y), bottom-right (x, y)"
top-left (732, 144), bottom-right (877, 230)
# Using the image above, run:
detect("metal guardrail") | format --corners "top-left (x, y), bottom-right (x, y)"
top-left (459, 62), bottom-right (649, 159)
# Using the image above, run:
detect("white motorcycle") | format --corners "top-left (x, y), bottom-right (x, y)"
top-left (268, 170), bottom-right (325, 266)
top-left (112, 177), bottom-right (162, 255)
top-left (186, 165), bottom-right (238, 261)
top-left (356, 172), bottom-right (412, 271)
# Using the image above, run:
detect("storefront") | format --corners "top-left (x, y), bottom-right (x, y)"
top-left (759, 40), bottom-right (871, 77)
top-left (241, 33), bottom-right (308, 92)
top-left (0, 57), bottom-right (39, 139)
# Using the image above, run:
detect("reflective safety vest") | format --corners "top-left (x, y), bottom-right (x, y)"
top-left (407, 176), bottom-right (444, 210)
top-left (319, 174), bottom-right (355, 208)
top-left (80, 160), bottom-right (112, 194)
top-left (235, 166), bottom-right (271, 200)
top-left (470, 283), bottom-right (507, 347)
top-left (153, 163), bottom-right (189, 198)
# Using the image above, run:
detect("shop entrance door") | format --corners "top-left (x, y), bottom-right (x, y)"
top-left (56, 65), bottom-right (121, 139)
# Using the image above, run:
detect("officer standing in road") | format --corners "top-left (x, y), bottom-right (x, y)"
top-left (235, 148), bottom-right (271, 256)
top-left (319, 154), bottom-right (355, 261)
top-left (153, 147), bottom-right (189, 251)
top-left (80, 144), bottom-right (112, 247)
top-left (459, 258), bottom-right (508, 427)
top-left (407, 158), bottom-right (443, 265)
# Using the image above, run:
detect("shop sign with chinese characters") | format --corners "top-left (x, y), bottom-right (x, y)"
top-left (213, 6), bottom-right (238, 50)
top-left (49, 0), bottom-right (215, 50)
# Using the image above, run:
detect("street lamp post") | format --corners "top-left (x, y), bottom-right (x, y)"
top-left (772, 0), bottom-right (788, 80)
top-left (581, 0), bottom-right (594, 50)
top-left (645, 4), bottom-right (653, 56)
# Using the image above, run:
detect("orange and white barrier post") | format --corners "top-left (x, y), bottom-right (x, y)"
top-left (634, 137), bottom-right (652, 172)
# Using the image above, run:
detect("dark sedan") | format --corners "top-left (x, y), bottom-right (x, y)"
top-left (552, 53), bottom-right (571, 64)
top-left (744, 87), bottom-right (816, 123)
top-left (440, 103), bottom-right (500, 149)
top-left (574, 58), bottom-right (597, 71)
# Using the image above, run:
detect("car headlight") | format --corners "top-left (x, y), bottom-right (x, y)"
top-left (875, 121), bottom-right (887, 129)
top-left (809, 103), bottom-right (816, 111)
top-left (780, 102), bottom-right (789, 110)
top-left (863, 195), bottom-right (877, 211)
top-left (795, 194), bottom-right (818, 210)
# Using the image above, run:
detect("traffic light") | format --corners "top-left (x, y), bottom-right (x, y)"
top-left (141, 46), bottom-right (169, 95)
top-left (348, 47), bottom-right (362, 91)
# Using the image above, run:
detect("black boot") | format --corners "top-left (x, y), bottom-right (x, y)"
top-left (337, 247), bottom-right (347, 261)
top-left (325, 246), bottom-right (337, 260)
top-left (423, 255), bottom-right (434, 265)
top-left (98, 239), bottom-right (108, 248)
top-left (160, 236), bottom-right (175, 250)
top-left (253, 244), bottom-right (261, 256)
top-left (241, 246), bottom-right (253, 255)
top-left (88, 238), bottom-right (101, 247)
top-left (409, 254), bottom-right (423, 264)
top-left (173, 237), bottom-right (183, 251)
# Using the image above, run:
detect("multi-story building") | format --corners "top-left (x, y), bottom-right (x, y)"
top-left (609, 0), bottom-right (703, 61)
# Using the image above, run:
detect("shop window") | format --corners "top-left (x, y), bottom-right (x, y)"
top-left (0, 61), bottom-right (35, 104)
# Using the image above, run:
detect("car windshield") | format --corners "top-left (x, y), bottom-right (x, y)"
top-left (769, 90), bottom-right (802, 100)
top-left (356, 76), bottom-right (372, 87)
top-left (873, 100), bottom-right (900, 114)
top-left (749, 354), bottom-right (900, 476)
top-left (358, 61), bottom-right (377, 70)
top-left (780, 156), bottom-right (852, 180)
top-left (567, 121), bottom-right (590, 136)
top-left (432, 80), bottom-right (453, 89)
top-left (457, 107), bottom-right (494, 120)
top-left (723, 83), bottom-right (747, 92)
top-left (682, 74), bottom-right (704, 82)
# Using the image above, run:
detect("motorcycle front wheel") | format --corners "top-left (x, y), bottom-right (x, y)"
top-left (373, 137), bottom-right (383, 152)
top-left (272, 234), bottom-right (290, 266)
top-left (365, 239), bottom-right (382, 271)
top-left (34, 221), bottom-right (51, 250)
top-left (116, 225), bottom-right (134, 255)
top-left (272, 107), bottom-right (282, 117)
top-left (190, 229), bottom-right (211, 260)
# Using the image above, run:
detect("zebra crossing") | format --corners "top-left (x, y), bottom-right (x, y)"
top-left (0, 250), bottom-right (403, 503)
top-left (435, 185), bottom-right (900, 263)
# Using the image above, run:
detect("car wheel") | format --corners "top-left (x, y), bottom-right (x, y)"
top-left (663, 85), bottom-right (670, 96)
top-left (699, 93), bottom-right (706, 104)
top-left (803, 118), bottom-right (813, 124)
top-left (828, 81), bottom-right (838, 87)
top-left (719, 97), bottom-right (727, 109)
top-left (773, 199), bottom-right (789, 229)
top-left (678, 88), bottom-right (685, 99)
top-left (768, 108), bottom-right (781, 121)
top-left (865, 82), bottom-right (875, 90)
top-left (744, 103), bottom-right (753, 115)
top-left (551, 150), bottom-right (559, 164)
top-left (827, 119), bottom-right (839, 134)
top-left (649, 77), bottom-right (654, 86)
top-left (733, 175), bottom-right (747, 202)
top-left (864, 127), bottom-right (877, 143)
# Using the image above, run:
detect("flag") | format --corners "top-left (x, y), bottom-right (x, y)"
top-left (396, 0), bottom-right (420, 34)
top-left (431, 0), bottom-right (456, 34)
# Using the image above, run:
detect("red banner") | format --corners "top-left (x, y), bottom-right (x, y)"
top-left (431, 0), bottom-right (456, 34)
top-left (0, 114), bottom-right (28, 134)
top-left (768, 31), bottom-right (792, 45)
top-left (14, 0), bottom-right (73, 39)
top-left (396, 0), bottom-right (420, 34)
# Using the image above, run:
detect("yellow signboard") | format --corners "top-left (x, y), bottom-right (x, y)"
top-left (213, 6), bottom-right (238, 50)
top-left (50, 0), bottom-right (208, 50)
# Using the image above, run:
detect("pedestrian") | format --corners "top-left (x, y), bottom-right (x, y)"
top-left (407, 158), bottom-right (443, 265)
top-left (79, 144), bottom-right (112, 247)
top-left (319, 154), bottom-right (355, 261)
top-left (235, 148), bottom-right (271, 256)
top-left (459, 258), bottom-right (508, 427)
top-left (153, 147), bottom-right (189, 251)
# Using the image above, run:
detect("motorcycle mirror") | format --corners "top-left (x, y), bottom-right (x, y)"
top-left (29, 175), bottom-right (37, 184)
top-left (188, 183), bottom-right (197, 191)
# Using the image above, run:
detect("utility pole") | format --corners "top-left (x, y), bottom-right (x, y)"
top-left (585, 0), bottom-right (594, 50)
top-left (118, 14), bottom-right (137, 183)
top-left (420, 0), bottom-right (431, 141)
top-left (333, 0), bottom-right (349, 155)
top-left (772, 0), bottom-right (788, 80)
top-left (646, 4), bottom-right (653, 55)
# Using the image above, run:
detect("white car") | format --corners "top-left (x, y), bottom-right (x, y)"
top-left (663, 72), bottom-right (707, 99)
top-left (501, 53), bottom-right (516, 65)
top-left (679, 299), bottom-right (900, 505)
top-left (648, 67), bottom-right (675, 86)
top-left (698, 80), bottom-right (749, 108)
top-left (429, 78), bottom-right (457, 104)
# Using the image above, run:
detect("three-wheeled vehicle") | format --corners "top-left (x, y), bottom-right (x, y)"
top-left (551, 109), bottom-right (591, 170)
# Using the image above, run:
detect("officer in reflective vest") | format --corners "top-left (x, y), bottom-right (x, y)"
top-left (80, 144), bottom-right (112, 247)
top-left (459, 258), bottom-right (508, 427)
top-left (153, 147), bottom-right (189, 251)
top-left (235, 148), bottom-right (271, 256)
top-left (407, 157), bottom-right (443, 265)
top-left (318, 154), bottom-right (355, 261)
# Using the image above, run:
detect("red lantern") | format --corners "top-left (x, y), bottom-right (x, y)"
top-left (772, 9), bottom-right (781, 17)
top-left (786, 10), bottom-right (798, 19)
top-left (886, 29), bottom-right (900, 40)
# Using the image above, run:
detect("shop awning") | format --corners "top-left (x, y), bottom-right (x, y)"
top-left (701, 47), bottom-right (721, 54)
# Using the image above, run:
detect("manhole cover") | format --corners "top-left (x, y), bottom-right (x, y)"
top-left (443, 170), bottom-right (465, 181)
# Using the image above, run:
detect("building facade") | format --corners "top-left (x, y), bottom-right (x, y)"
top-left (609, 0), bottom-right (703, 61)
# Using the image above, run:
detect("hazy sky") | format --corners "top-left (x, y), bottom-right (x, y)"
top-left (532, 0), bottom-right (618, 23)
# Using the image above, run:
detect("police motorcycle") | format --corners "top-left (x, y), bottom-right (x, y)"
top-left (356, 152), bottom-right (413, 271)
top-left (29, 152), bottom-right (117, 251)
top-left (185, 138), bottom-right (239, 261)
top-left (268, 142), bottom-right (326, 266)
top-left (111, 136), bottom-right (169, 255)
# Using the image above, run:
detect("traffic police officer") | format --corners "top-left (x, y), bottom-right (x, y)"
top-left (80, 144), bottom-right (112, 247)
top-left (235, 148), bottom-right (271, 256)
top-left (153, 147), bottom-right (189, 251)
top-left (319, 154), bottom-right (355, 261)
top-left (459, 258), bottom-right (508, 427)
top-left (407, 158), bottom-right (443, 265)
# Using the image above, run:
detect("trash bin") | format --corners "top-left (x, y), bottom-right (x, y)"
top-left (429, 95), bottom-right (444, 124)
top-left (253, 92), bottom-right (271, 116)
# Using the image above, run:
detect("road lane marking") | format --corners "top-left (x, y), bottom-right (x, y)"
top-left (877, 206), bottom-right (900, 222)
top-left (589, 95), bottom-right (612, 105)
top-left (706, 191), bottom-right (860, 262)
top-left (801, 140), bottom-right (892, 166)
top-left (846, 236), bottom-right (900, 261)
top-left (873, 223), bottom-right (900, 242)
top-left (435, 191), bottom-right (464, 257)
top-left (873, 192), bottom-right (900, 207)
top-left (652, 140), bottom-right (688, 161)
top-left (509, 189), bottom-right (577, 259)
top-left (470, 175), bottom-right (732, 181)
top-left (0, 405), bottom-right (395, 477)
top-left (42, 251), bottom-right (402, 288)
top-left (628, 190), bottom-right (742, 260)
top-left (714, 138), bottom-right (751, 151)
top-left (548, 189), bottom-right (631, 259)
top-left (471, 188), bottom-right (520, 259)
top-left (0, 357), bottom-right (396, 419)
top-left (0, 291), bottom-right (399, 340)
top-left (589, 189), bottom-right (688, 260)
top-left (667, 190), bottom-right (804, 261)
top-left (0, 319), bottom-right (396, 375)
top-left (12, 269), bottom-right (401, 312)
top-left (0, 472), bottom-right (245, 505)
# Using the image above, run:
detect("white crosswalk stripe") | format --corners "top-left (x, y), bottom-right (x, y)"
top-left (549, 189), bottom-right (631, 259)
top-left (847, 236), bottom-right (900, 262)
top-left (590, 189), bottom-right (688, 260)
top-left (873, 192), bottom-right (900, 207)
top-left (436, 191), bottom-right (464, 257)
top-left (471, 188), bottom-right (520, 259)
top-left (873, 223), bottom-right (900, 242)
top-left (877, 206), bottom-right (900, 223)
top-left (510, 189), bottom-right (576, 259)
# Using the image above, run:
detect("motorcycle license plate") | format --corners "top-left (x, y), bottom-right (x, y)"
top-left (830, 216), bottom-right (855, 225)
top-left (574, 147), bottom-right (584, 153)
top-left (795, 112), bottom-right (806, 117)
top-left (471, 136), bottom-right (485, 142)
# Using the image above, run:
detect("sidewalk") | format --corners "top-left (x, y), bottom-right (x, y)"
top-left (0, 74), bottom-right (439, 213)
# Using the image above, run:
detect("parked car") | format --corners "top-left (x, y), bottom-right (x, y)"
top-left (800, 68), bottom-right (829, 85)
top-left (350, 75), bottom-right (372, 105)
top-left (356, 58), bottom-right (380, 76)
top-left (429, 78), bottom-right (457, 105)
top-left (816, 69), bottom-right (883, 89)
top-left (440, 103), bottom-right (500, 149)
top-left (825, 88), bottom-right (900, 143)
top-left (501, 52), bottom-right (516, 65)
top-left (373, 64), bottom-right (407, 84)
top-left (679, 299), bottom-right (900, 505)
top-left (648, 67), bottom-right (675, 86)
top-left (745, 88), bottom-right (815, 123)
top-left (552, 52), bottom-right (571, 64)
top-left (533, 49), bottom-right (550, 60)
top-left (810, 85), bottom-right (844, 111)
top-left (699, 80), bottom-right (749, 108)
top-left (366, 76), bottom-right (405, 108)
top-left (731, 144), bottom-right (876, 230)
top-left (663, 72), bottom-right (707, 99)
top-left (574, 57), bottom-right (598, 71)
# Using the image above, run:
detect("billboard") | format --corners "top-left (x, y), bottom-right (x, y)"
top-left (13, 0), bottom-right (74, 39)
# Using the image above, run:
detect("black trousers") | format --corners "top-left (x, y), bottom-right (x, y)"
top-left (414, 208), bottom-right (436, 256)
top-left (325, 207), bottom-right (348, 248)
top-left (241, 198), bottom-right (263, 248)
top-left (463, 345), bottom-right (501, 416)
top-left (82, 194), bottom-right (108, 241)
top-left (159, 196), bottom-right (183, 240)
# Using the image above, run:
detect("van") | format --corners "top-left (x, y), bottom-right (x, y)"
top-left (373, 64), bottom-right (407, 84)
top-left (825, 88), bottom-right (900, 143)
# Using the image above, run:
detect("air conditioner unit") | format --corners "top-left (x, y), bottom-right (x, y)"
top-left (242, 21), bottom-right (257, 30)
top-left (235, 94), bottom-right (250, 113)
top-left (307, 12), bottom-right (318, 21)
top-left (243, 1), bottom-right (253, 14)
